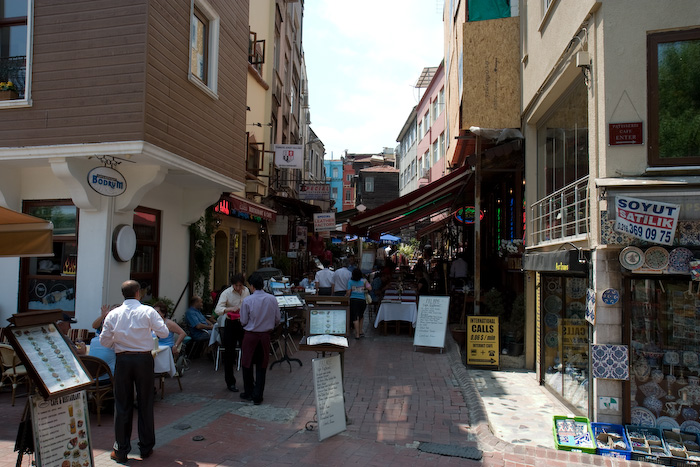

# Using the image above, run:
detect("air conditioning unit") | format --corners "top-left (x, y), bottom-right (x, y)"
top-left (420, 167), bottom-right (430, 179)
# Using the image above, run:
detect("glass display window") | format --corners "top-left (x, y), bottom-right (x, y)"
top-left (628, 278), bottom-right (700, 430)
top-left (20, 201), bottom-right (79, 313)
top-left (541, 275), bottom-right (590, 415)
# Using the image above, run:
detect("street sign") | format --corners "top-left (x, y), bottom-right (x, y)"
top-left (467, 316), bottom-right (499, 367)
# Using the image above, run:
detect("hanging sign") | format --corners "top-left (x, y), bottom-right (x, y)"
top-left (609, 122), bottom-right (643, 146)
top-left (87, 166), bottom-right (126, 197)
top-left (313, 212), bottom-right (336, 232)
top-left (454, 207), bottom-right (485, 224)
top-left (274, 144), bottom-right (303, 169)
top-left (466, 316), bottom-right (499, 367)
top-left (614, 195), bottom-right (680, 245)
top-left (299, 184), bottom-right (330, 200)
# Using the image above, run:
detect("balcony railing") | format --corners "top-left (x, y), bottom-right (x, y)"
top-left (530, 175), bottom-right (590, 245)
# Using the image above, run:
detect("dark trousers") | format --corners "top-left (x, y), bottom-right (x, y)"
top-left (242, 340), bottom-right (266, 402)
top-left (223, 318), bottom-right (244, 387)
top-left (113, 353), bottom-right (155, 456)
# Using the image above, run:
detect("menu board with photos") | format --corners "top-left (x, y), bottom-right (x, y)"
top-left (308, 308), bottom-right (348, 336)
top-left (6, 324), bottom-right (92, 398)
top-left (30, 391), bottom-right (94, 467)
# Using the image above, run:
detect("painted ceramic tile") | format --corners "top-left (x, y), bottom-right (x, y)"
top-left (585, 288), bottom-right (595, 325)
top-left (592, 344), bottom-right (629, 380)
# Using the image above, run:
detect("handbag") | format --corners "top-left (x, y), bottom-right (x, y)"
top-left (364, 291), bottom-right (373, 305)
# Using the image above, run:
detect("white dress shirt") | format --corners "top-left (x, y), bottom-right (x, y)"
top-left (100, 299), bottom-right (169, 353)
top-left (332, 267), bottom-right (352, 292)
top-left (315, 268), bottom-right (335, 288)
top-left (214, 285), bottom-right (250, 315)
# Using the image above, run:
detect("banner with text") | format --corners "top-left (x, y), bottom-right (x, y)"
top-left (467, 316), bottom-right (499, 367)
top-left (299, 184), bottom-right (330, 200)
top-left (274, 144), bottom-right (303, 169)
top-left (614, 195), bottom-right (680, 245)
top-left (313, 212), bottom-right (336, 232)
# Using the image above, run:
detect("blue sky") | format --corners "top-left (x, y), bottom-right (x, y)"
top-left (303, 1), bottom-right (445, 159)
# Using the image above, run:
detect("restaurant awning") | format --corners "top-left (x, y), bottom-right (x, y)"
top-left (347, 165), bottom-right (473, 236)
top-left (0, 206), bottom-right (54, 257)
top-left (266, 195), bottom-right (321, 219)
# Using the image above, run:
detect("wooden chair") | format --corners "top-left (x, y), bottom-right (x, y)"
top-left (0, 343), bottom-right (29, 406)
top-left (79, 356), bottom-right (114, 426)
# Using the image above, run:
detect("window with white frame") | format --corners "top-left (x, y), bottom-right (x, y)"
top-left (432, 140), bottom-right (439, 164)
top-left (0, 0), bottom-right (31, 102)
top-left (418, 120), bottom-right (423, 140)
top-left (439, 132), bottom-right (445, 161)
top-left (189, 0), bottom-right (219, 95)
top-left (332, 167), bottom-right (338, 178)
top-left (423, 113), bottom-right (429, 137)
top-left (431, 98), bottom-right (438, 125)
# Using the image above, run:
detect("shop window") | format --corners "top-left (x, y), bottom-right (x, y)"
top-left (20, 200), bottom-right (78, 313)
top-left (648, 28), bottom-right (700, 166)
top-left (541, 275), bottom-right (590, 415)
top-left (628, 277), bottom-right (700, 427)
top-left (130, 207), bottom-right (160, 301)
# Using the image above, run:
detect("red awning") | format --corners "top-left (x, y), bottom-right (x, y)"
top-left (347, 165), bottom-right (473, 236)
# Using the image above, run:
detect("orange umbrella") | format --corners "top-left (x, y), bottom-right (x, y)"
top-left (0, 206), bottom-right (54, 257)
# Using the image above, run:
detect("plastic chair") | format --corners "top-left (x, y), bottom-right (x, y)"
top-left (0, 343), bottom-right (29, 406)
top-left (80, 356), bottom-right (114, 426)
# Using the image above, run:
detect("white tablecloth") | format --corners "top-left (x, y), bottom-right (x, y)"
top-left (153, 345), bottom-right (176, 376)
top-left (374, 302), bottom-right (418, 328)
top-left (208, 314), bottom-right (227, 346)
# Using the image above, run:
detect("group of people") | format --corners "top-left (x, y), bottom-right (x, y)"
top-left (83, 273), bottom-right (279, 464)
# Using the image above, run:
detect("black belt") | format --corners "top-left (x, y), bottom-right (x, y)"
top-left (118, 351), bottom-right (151, 355)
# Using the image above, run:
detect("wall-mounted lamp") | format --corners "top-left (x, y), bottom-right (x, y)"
top-left (576, 51), bottom-right (592, 87)
top-left (247, 122), bottom-right (273, 127)
top-left (557, 241), bottom-right (588, 264)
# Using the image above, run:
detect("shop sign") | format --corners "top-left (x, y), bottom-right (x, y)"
top-left (313, 212), bottom-right (336, 232)
top-left (215, 197), bottom-right (275, 222)
top-left (614, 195), bottom-right (680, 245)
top-left (466, 316), bottom-right (499, 367)
top-left (274, 144), bottom-right (303, 169)
top-left (609, 122), bottom-right (643, 146)
top-left (87, 166), bottom-right (126, 196)
top-left (289, 242), bottom-right (299, 250)
top-left (299, 184), bottom-right (330, 200)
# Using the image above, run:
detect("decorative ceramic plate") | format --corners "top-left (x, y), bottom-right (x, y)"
top-left (546, 278), bottom-right (562, 295)
top-left (567, 278), bottom-right (587, 299)
top-left (684, 351), bottom-right (700, 368)
top-left (645, 246), bottom-right (670, 270)
top-left (664, 351), bottom-right (680, 366)
top-left (681, 420), bottom-right (700, 434)
top-left (545, 331), bottom-right (558, 348)
top-left (669, 247), bottom-right (694, 273)
top-left (544, 312), bottom-right (560, 328)
top-left (544, 295), bottom-right (563, 313)
top-left (567, 301), bottom-right (586, 314)
top-left (631, 407), bottom-right (657, 427)
top-left (656, 416), bottom-right (680, 430)
top-left (620, 246), bottom-right (645, 270)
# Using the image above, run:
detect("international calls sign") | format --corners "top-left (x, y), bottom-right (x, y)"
top-left (614, 195), bottom-right (680, 245)
top-left (274, 144), bottom-right (303, 169)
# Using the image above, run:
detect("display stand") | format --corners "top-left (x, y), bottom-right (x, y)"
top-left (5, 311), bottom-right (94, 467)
top-left (269, 307), bottom-right (302, 371)
top-left (413, 296), bottom-right (450, 352)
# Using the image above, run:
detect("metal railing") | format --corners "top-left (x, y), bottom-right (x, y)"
top-left (530, 175), bottom-right (590, 245)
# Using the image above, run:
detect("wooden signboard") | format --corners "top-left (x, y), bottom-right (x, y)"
top-left (312, 355), bottom-right (346, 441)
top-left (466, 316), bottom-right (499, 367)
top-left (413, 296), bottom-right (450, 351)
top-left (30, 390), bottom-right (95, 467)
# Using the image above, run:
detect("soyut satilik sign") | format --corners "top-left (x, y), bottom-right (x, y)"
top-left (614, 195), bottom-right (680, 245)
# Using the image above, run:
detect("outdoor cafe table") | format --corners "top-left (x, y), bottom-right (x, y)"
top-left (374, 297), bottom-right (418, 335)
top-left (153, 345), bottom-right (180, 399)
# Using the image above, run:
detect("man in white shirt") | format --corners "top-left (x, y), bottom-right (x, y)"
top-left (100, 280), bottom-right (169, 463)
top-left (332, 259), bottom-right (352, 296)
top-left (314, 259), bottom-right (335, 295)
top-left (449, 253), bottom-right (469, 289)
top-left (215, 273), bottom-right (250, 392)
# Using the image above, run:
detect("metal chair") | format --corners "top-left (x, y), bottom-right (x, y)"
top-left (79, 355), bottom-right (114, 426)
top-left (0, 343), bottom-right (30, 406)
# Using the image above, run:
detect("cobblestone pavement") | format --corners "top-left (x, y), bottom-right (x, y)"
top-left (1, 321), bottom-right (651, 466)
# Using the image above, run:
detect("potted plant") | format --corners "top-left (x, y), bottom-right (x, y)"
top-left (0, 81), bottom-right (19, 100)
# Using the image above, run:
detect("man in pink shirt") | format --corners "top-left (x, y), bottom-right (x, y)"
top-left (239, 273), bottom-right (280, 405)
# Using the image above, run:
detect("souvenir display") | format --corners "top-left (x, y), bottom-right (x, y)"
top-left (553, 416), bottom-right (595, 453)
top-left (620, 246), bottom-right (645, 270)
top-left (544, 294), bottom-right (562, 313)
top-left (567, 278), bottom-right (587, 299)
top-left (669, 248), bottom-right (694, 273)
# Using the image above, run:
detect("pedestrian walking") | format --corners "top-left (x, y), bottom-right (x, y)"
top-left (215, 273), bottom-right (250, 392)
top-left (239, 273), bottom-right (280, 405)
top-left (346, 268), bottom-right (371, 340)
top-left (100, 280), bottom-right (169, 463)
